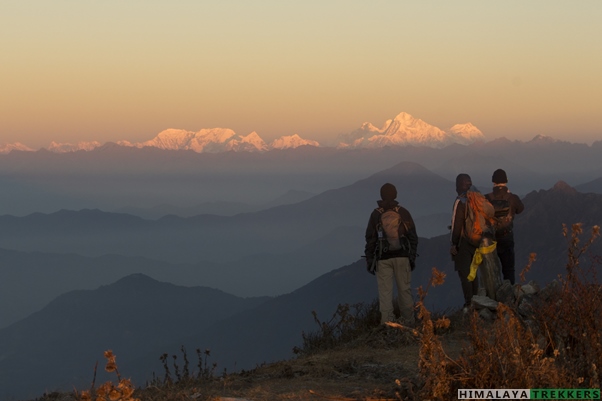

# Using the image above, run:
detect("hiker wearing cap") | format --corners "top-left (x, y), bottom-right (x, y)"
top-left (450, 173), bottom-right (479, 310)
top-left (485, 169), bottom-right (525, 284)
top-left (364, 183), bottom-right (418, 326)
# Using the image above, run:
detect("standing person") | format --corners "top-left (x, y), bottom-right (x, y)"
top-left (450, 173), bottom-right (479, 311)
top-left (485, 169), bottom-right (525, 284)
top-left (365, 183), bottom-right (418, 326)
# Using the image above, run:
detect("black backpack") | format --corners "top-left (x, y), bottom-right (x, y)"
top-left (488, 194), bottom-right (513, 234)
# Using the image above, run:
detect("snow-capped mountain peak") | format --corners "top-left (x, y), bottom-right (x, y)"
top-left (448, 123), bottom-right (484, 144)
top-left (46, 141), bottom-right (103, 153)
top-left (337, 112), bottom-right (484, 149)
top-left (392, 111), bottom-right (414, 124)
top-left (270, 134), bottom-right (319, 150)
top-left (225, 131), bottom-right (268, 152)
top-left (141, 129), bottom-right (196, 149)
top-left (0, 142), bottom-right (35, 154)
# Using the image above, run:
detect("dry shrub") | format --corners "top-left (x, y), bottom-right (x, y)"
top-left (411, 267), bottom-right (456, 400)
top-left (454, 304), bottom-right (567, 390)
top-left (295, 301), bottom-right (381, 355)
top-left (414, 224), bottom-right (602, 400)
top-left (534, 223), bottom-right (601, 388)
top-left (77, 350), bottom-right (140, 401)
top-left (153, 346), bottom-right (217, 387)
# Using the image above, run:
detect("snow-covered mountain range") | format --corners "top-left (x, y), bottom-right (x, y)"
top-left (0, 142), bottom-right (36, 154)
top-left (116, 129), bottom-right (320, 153)
top-left (1, 112), bottom-right (484, 154)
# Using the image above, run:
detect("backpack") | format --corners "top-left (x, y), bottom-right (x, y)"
top-left (463, 190), bottom-right (495, 247)
top-left (488, 194), bottom-right (513, 234)
top-left (376, 206), bottom-right (410, 253)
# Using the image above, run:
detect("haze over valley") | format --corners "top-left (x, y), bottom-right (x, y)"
top-left (1, 116), bottom-right (602, 399)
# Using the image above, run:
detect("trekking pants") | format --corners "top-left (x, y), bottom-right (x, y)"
top-left (454, 238), bottom-right (479, 307)
top-left (376, 257), bottom-right (414, 325)
top-left (496, 238), bottom-right (516, 285)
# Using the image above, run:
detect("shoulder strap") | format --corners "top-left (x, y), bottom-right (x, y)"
top-left (376, 206), bottom-right (408, 232)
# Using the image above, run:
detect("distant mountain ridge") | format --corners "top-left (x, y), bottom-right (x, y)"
top-left (0, 273), bottom-right (271, 399)
top-left (1, 112), bottom-right (484, 154)
top-left (512, 180), bottom-right (602, 282)
top-left (0, 161), bottom-right (453, 265)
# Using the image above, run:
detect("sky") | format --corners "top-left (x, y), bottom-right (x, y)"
top-left (1, 1), bottom-right (602, 148)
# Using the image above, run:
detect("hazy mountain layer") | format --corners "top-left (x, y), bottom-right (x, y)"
top-left (1, 138), bottom-right (601, 217)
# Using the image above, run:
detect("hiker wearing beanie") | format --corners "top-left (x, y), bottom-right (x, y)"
top-left (450, 173), bottom-right (479, 310)
top-left (364, 183), bottom-right (418, 325)
top-left (485, 169), bottom-right (525, 284)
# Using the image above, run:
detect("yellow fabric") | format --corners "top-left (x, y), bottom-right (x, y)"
top-left (468, 241), bottom-right (497, 282)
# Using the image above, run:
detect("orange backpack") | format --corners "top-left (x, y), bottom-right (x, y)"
top-left (464, 190), bottom-right (496, 247)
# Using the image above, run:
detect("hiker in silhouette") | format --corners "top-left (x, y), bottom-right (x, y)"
top-left (364, 183), bottom-right (418, 325)
top-left (450, 173), bottom-right (478, 311)
top-left (485, 169), bottom-right (525, 284)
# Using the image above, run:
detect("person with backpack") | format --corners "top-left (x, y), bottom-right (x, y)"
top-left (450, 173), bottom-right (495, 310)
top-left (485, 169), bottom-right (525, 284)
top-left (364, 183), bottom-right (418, 326)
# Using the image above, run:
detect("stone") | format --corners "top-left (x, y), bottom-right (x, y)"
top-left (539, 279), bottom-right (561, 301)
top-left (517, 294), bottom-right (536, 318)
top-left (528, 280), bottom-right (541, 293)
top-left (478, 307), bottom-right (496, 321)
top-left (496, 280), bottom-right (515, 305)
top-left (471, 295), bottom-right (499, 311)
top-left (521, 284), bottom-right (538, 295)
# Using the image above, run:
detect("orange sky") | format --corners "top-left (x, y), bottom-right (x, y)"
top-left (1, 1), bottom-right (601, 148)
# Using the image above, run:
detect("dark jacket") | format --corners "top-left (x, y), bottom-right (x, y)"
top-left (364, 199), bottom-right (418, 262)
top-left (485, 186), bottom-right (524, 239)
top-left (450, 195), bottom-right (467, 248)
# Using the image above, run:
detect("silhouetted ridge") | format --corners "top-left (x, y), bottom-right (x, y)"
top-left (108, 273), bottom-right (165, 288)
top-left (513, 183), bottom-right (602, 286)
top-left (371, 161), bottom-right (441, 178)
top-left (551, 180), bottom-right (578, 194)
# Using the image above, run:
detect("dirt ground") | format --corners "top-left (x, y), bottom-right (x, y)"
top-left (37, 319), bottom-right (468, 401)
top-left (134, 324), bottom-right (468, 401)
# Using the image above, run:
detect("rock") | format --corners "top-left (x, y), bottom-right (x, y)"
top-left (478, 308), bottom-right (496, 321)
top-left (528, 280), bottom-right (541, 293)
top-left (471, 295), bottom-right (499, 311)
top-left (478, 236), bottom-right (503, 299)
top-left (496, 280), bottom-right (515, 305)
top-left (521, 284), bottom-right (538, 295)
top-left (517, 294), bottom-right (537, 318)
top-left (539, 280), bottom-right (561, 301)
